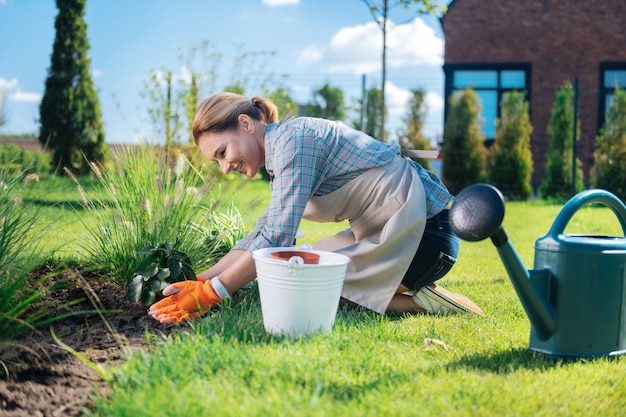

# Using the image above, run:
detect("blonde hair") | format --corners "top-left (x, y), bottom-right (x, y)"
top-left (192, 92), bottom-right (278, 143)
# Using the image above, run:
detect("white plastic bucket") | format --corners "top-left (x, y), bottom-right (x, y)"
top-left (252, 247), bottom-right (350, 337)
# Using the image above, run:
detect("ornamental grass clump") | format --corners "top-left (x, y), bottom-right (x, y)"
top-left (0, 170), bottom-right (59, 340)
top-left (71, 145), bottom-right (244, 289)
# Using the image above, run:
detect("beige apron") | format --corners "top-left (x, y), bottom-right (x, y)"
top-left (303, 155), bottom-right (427, 313)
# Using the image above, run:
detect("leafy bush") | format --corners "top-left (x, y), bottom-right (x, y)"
top-left (489, 91), bottom-right (534, 200)
top-left (0, 143), bottom-right (52, 176)
top-left (128, 240), bottom-right (196, 305)
top-left (592, 86), bottom-right (626, 200)
top-left (72, 145), bottom-right (244, 289)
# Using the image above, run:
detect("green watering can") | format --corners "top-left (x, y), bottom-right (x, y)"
top-left (448, 184), bottom-right (626, 359)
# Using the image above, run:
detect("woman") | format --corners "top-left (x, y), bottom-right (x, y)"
top-left (149, 92), bottom-right (483, 324)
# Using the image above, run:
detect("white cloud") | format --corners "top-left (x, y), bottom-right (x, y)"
top-left (385, 81), bottom-right (413, 114)
top-left (326, 21), bottom-right (382, 74)
top-left (10, 89), bottom-right (42, 103)
top-left (298, 17), bottom-right (443, 75)
top-left (297, 43), bottom-right (324, 65)
top-left (0, 77), bottom-right (18, 90)
top-left (386, 18), bottom-right (443, 67)
top-left (262, 0), bottom-right (299, 6)
top-left (0, 77), bottom-right (41, 103)
top-left (92, 69), bottom-right (104, 78)
top-left (425, 91), bottom-right (444, 113)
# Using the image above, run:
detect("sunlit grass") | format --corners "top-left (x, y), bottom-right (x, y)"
top-left (88, 194), bottom-right (626, 416)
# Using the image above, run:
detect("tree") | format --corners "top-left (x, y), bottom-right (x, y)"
top-left (268, 87), bottom-right (299, 120)
top-left (39, 0), bottom-right (107, 175)
top-left (489, 91), bottom-right (533, 200)
top-left (362, 0), bottom-right (447, 140)
top-left (539, 81), bottom-right (584, 199)
top-left (591, 86), bottom-right (626, 200)
top-left (183, 72), bottom-right (199, 145)
top-left (306, 83), bottom-right (346, 121)
top-left (362, 87), bottom-right (386, 139)
top-left (442, 89), bottom-right (487, 195)
top-left (143, 69), bottom-right (183, 150)
top-left (398, 88), bottom-right (430, 169)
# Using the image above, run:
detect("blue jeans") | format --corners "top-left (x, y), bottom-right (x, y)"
top-left (401, 209), bottom-right (460, 291)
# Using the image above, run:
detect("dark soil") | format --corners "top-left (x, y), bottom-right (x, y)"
top-left (0, 270), bottom-right (173, 416)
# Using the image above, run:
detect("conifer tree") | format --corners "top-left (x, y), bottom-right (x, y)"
top-left (591, 86), bottom-right (626, 200)
top-left (442, 89), bottom-right (487, 195)
top-left (539, 81), bottom-right (583, 199)
top-left (39, 0), bottom-right (107, 175)
top-left (489, 91), bottom-right (533, 200)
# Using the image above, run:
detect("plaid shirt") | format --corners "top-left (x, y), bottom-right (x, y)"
top-left (234, 117), bottom-right (452, 252)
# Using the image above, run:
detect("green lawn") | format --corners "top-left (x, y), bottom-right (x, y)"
top-left (26, 176), bottom-right (626, 416)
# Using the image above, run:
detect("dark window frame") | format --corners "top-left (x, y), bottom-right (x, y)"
top-left (598, 61), bottom-right (626, 132)
top-left (443, 62), bottom-right (532, 143)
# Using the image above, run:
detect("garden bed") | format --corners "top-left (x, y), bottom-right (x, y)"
top-left (0, 269), bottom-right (170, 416)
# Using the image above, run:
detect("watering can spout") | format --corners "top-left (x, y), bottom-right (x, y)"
top-left (491, 228), bottom-right (556, 340)
top-left (448, 184), bottom-right (556, 340)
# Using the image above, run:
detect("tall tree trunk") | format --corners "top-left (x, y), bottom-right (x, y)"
top-left (380, 0), bottom-right (387, 141)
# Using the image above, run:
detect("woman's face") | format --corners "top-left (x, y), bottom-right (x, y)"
top-left (197, 115), bottom-right (265, 179)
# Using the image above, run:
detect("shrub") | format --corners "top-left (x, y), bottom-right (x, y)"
top-left (442, 88), bottom-right (487, 195)
top-left (0, 143), bottom-right (52, 176)
top-left (489, 91), bottom-right (534, 200)
top-left (539, 81), bottom-right (584, 200)
top-left (591, 86), bottom-right (626, 200)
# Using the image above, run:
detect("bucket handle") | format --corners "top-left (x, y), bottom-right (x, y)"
top-left (288, 256), bottom-right (305, 266)
top-left (548, 189), bottom-right (626, 238)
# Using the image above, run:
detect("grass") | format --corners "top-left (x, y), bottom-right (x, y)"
top-left (18, 173), bottom-right (626, 416)
top-left (88, 190), bottom-right (625, 416)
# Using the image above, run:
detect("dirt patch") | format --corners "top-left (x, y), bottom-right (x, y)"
top-left (0, 271), bottom-right (173, 416)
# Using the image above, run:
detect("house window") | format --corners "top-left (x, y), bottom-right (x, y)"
top-left (444, 64), bottom-right (530, 142)
top-left (600, 63), bottom-right (626, 126)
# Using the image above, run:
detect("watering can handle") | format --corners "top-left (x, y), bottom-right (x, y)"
top-left (548, 189), bottom-right (626, 238)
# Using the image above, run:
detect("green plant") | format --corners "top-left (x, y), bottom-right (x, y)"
top-left (191, 203), bottom-right (246, 267)
top-left (72, 145), bottom-right (243, 288)
top-left (0, 143), bottom-right (52, 176)
top-left (90, 201), bottom-right (626, 417)
top-left (0, 169), bottom-right (61, 340)
top-left (127, 240), bottom-right (196, 305)
top-left (539, 81), bottom-right (584, 199)
top-left (592, 85), bottom-right (626, 200)
top-left (489, 90), bottom-right (534, 200)
top-left (39, 0), bottom-right (107, 174)
top-left (442, 88), bottom-right (488, 194)
top-left (399, 88), bottom-right (431, 170)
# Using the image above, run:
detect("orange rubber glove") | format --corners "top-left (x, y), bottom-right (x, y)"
top-left (148, 276), bottom-right (222, 324)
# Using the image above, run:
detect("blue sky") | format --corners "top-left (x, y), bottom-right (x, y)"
top-left (0, 0), bottom-right (451, 144)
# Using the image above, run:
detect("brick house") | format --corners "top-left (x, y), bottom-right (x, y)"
top-left (440, 0), bottom-right (626, 189)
